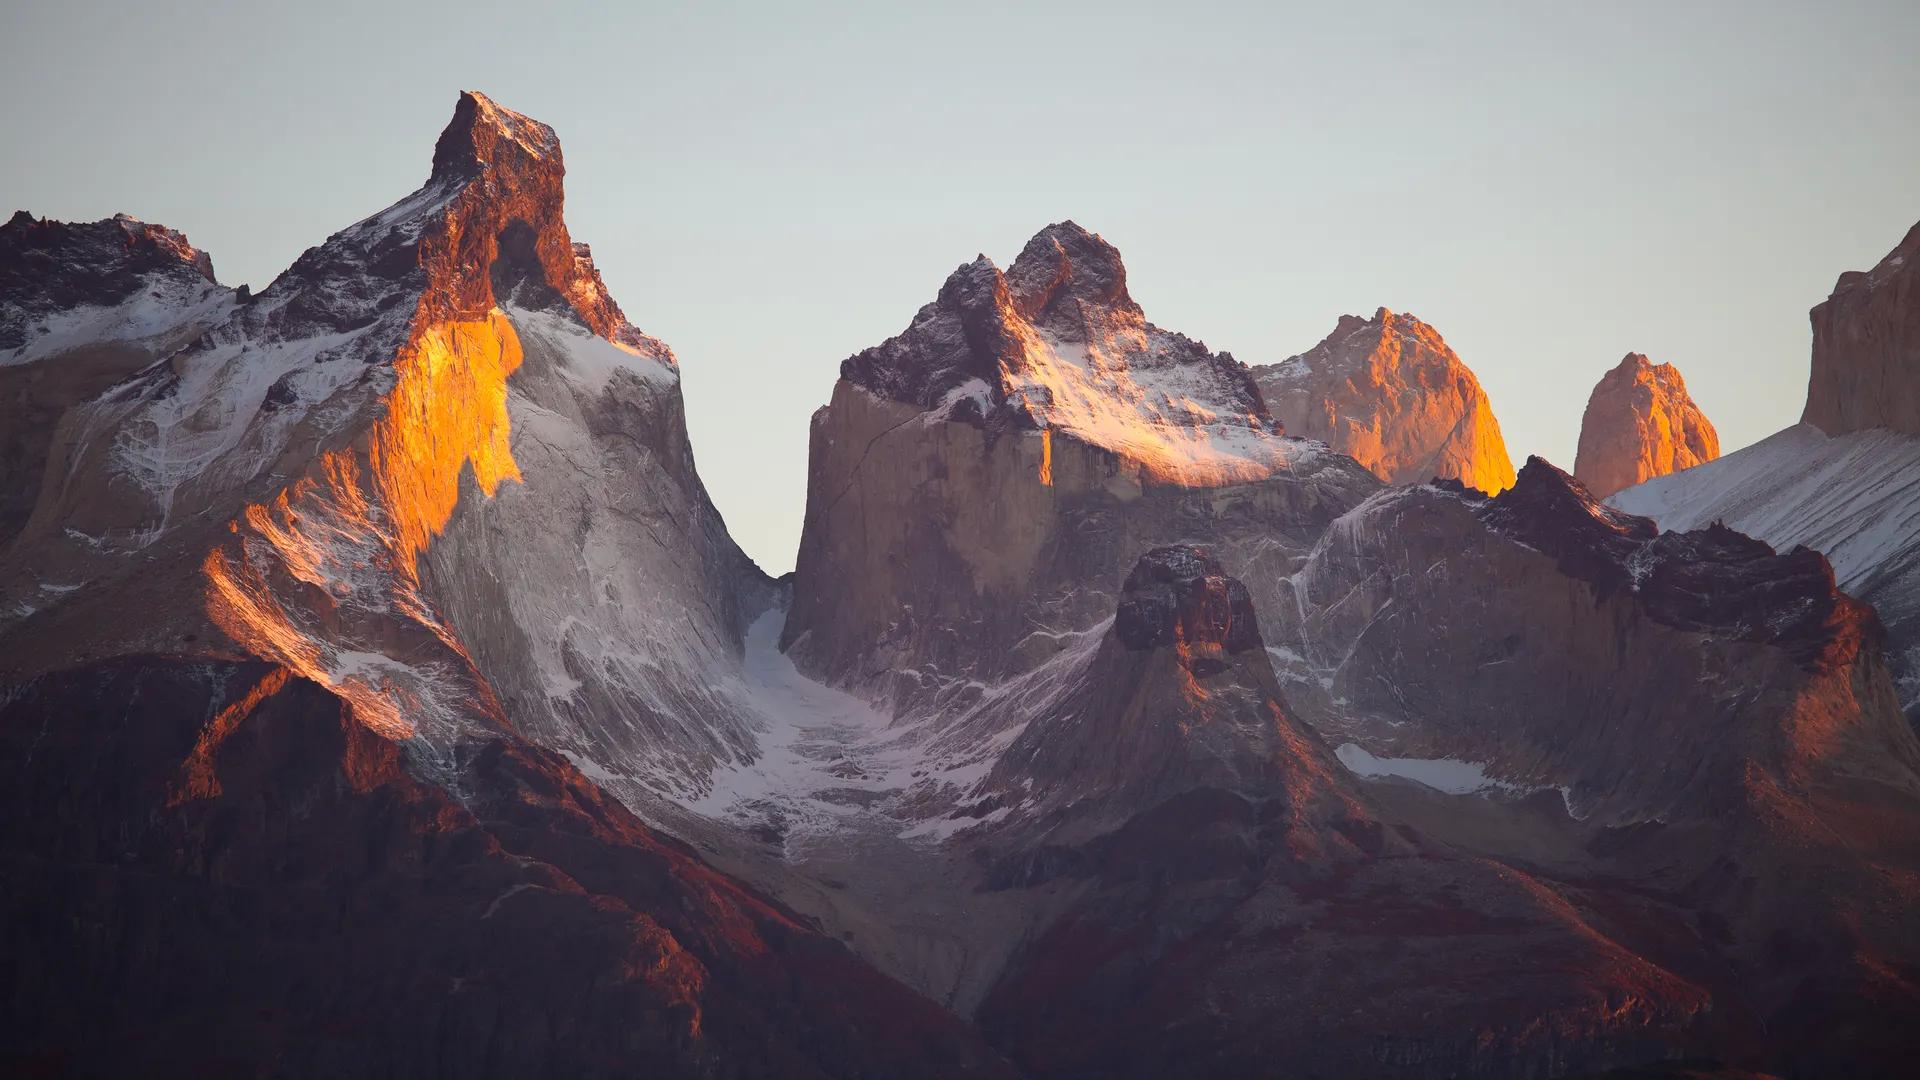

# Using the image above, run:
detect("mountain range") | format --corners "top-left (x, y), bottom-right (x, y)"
top-left (4, 91), bottom-right (1918, 1079)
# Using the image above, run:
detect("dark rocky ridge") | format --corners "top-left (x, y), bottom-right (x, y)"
top-left (1274, 455), bottom-right (1920, 826)
top-left (0, 210), bottom-right (216, 349)
top-left (1113, 544), bottom-right (1264, 657)
top-left (838, 221), bottom-right (1266, 428)
top-left (1482, 458), bottom-right (1862, 667)
top-left (0, 658), bottom-right (1012, 1078)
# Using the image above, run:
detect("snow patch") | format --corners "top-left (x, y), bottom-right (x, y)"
top-left (1, 276), bottom-right (232, 367)
top-left (506, 304), bottom-right (676, 393)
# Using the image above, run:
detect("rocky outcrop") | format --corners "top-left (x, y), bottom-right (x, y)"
top-left (1574, 352), bottom-right (1720, 498)
top-left (783, 223), bottom-right (1380, 714)
top-left (1804, 219), bottom-right (1920, 437)
top-left (980, 545), bottom-right (1354, 837)
top-left (1251, 307), bottom-right (1516, 493)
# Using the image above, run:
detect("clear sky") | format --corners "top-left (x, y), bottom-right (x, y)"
top-left (5, 1), bottom-right (1917, 573)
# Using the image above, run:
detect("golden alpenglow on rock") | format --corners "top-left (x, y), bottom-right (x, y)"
top-left (1574, 352), bottom-right (1720, 499)
top-left (1251, 308), bottom-right (1517, 494)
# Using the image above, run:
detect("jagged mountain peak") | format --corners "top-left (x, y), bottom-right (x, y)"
top-left (1004, 219), bottom-right (1137, 322)
top-left (1573, 350), bottom-right (1719, 498)
top-left (835, 221), bottom-right (1298, 485)
top-left (2, 210), bottom-right (216, 286)
top-left (430, 90), bottom-right (562, 182)
top-left (1252, 305), bottom-right (1516, 493)
top-left (248, 89), bottom-right (659, 355)
top-left (1114, 544), bottom-right (1264, 660)
top-left (1479, 455), bottom-right (1656, 563)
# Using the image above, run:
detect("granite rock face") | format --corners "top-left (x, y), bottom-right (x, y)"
top-left (1251, 307), bottom-right (1516, 493)
top-left (783, 222), bottom-right (1380, 715)
top-left (1574, 352), bottom-right (1720, 498)
top-left (1804, 219), bottom-right (1920, 437)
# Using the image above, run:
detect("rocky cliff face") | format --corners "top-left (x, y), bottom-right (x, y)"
top-left (782, 222), bottom-right (1381, 715)
top-left (1804, 218), bottom-right (1920, 437)
top-left (1574, 352), bottom-right (1720, 498)
top-left (1251, 307), bottom-right (1516, 493)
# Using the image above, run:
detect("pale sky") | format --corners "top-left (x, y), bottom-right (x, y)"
top-left (5, 1), bottom-right (1917, 573)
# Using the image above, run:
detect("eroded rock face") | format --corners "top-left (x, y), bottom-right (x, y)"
top-left (1804, 219), bottom-right (1920, 437)
top-left (1574, 352), bottom-right (1720, 498)
top-left (783, 223), bottom-right (1381, 714)
top-left (1251, 307), bottom-right (1516, 493)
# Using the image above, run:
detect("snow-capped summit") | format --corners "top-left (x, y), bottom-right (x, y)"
top-left (786, 223), bottom-right (1378, 710)
top-left (840, 221), bottom-right (1291, 485)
